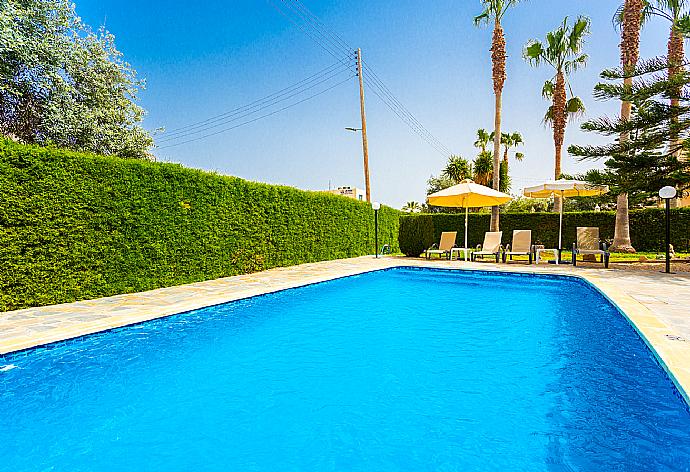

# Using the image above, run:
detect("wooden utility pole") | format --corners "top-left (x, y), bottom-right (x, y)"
top-left (356, 48), bottom-right (371, 203)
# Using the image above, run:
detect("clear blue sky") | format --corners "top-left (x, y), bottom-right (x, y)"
top-left (77, 0), bottom-right (669, 208)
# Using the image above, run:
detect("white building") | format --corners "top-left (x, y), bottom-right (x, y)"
top-left (325, 186), bottom-right (365, 201)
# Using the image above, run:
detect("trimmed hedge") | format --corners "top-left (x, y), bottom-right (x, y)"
top-left (399, 210), bottom-right (690, 256)
top-left (0, 140), bottom-right (399, 311)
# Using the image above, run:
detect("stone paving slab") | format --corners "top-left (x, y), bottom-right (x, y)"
top-left (1, 256), bottom-right (689, 403)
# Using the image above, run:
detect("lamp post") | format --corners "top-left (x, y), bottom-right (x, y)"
top-left (372, 201), bottom-right (381, 258)
top-left (659, 186), bottom-right (677, 274)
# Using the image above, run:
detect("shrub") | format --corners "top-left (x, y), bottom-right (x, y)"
top-left (398, 214), bottom-right (435, 257)
top-left (399, 210), bottom-right (690, 256)
top-left (0, 140), bottom-right (399, 311)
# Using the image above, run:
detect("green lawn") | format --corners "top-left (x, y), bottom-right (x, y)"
top-left (503, 251), bottom-right (689, 263)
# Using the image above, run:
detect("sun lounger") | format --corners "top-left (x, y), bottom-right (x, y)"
top-left (503, 230), bottom-right (533, 264)
top-left (572, 227), bottom-right (609, 268)
top-left (425, 231), bottom-right (457, 260)
top-left (471, 231), bottom-right (503, 263)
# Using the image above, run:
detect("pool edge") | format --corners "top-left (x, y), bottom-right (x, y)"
top-left (1, 258), bottom-right (688, 407)
top-left (394, 264), bottom-right (690, 407)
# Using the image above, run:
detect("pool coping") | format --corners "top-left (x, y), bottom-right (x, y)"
top-left (1, 256), bottom-right (689, 406)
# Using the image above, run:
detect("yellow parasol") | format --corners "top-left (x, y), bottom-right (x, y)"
top-left (428, 180), bottom-right (512, 260)
top-left (523, 179), bottom-right (609, 256)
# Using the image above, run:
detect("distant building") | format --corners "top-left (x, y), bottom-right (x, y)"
top-left (324, 186), bottom-right (365, 201)
top-left (655, 193), bottom-right (690, 208)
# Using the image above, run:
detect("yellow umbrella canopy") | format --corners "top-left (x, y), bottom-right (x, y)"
top-left (523, 180), bottom-right (609, 198)
top-left (427, 180), bottom-right (512, 260)
top-left (523, 179), bottom-right (609, 256)
top-left (427, 179), bottom-right (512, 208)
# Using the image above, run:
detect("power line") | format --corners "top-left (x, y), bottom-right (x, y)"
top-left (363, 69), bottom-right (452, 157)
top-left (362, 65), bottom-right (452, 154)
top-left (287, 0), bottom-right (353, 53)
top-left (271, 0), bottom-right (453, 157)
top-left (157, 65), bottom-right (352, 143)
top-left (162, 61), bottom-right (351, 138)
top-left (158, 75), bottom-right (355, 149)
top-left (267, 0), bottom-right (354, 70)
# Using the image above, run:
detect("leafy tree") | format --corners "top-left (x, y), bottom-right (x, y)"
top-left (474, 0), bottom-right (524, 231)
top-left (426, 174), bottom-right (456, 195)
top-left (524, 16), bottom-right (590, 212)
top-left (569, 58), bottom-right (690, 203)
top-left (0, 0), bottom-right (153, 158)
top-left (503, 196), bottom-right (549, 213)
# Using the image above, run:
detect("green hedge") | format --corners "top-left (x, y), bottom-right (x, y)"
top-left (399, 209), bottom-right (690, 256)
top-left (0, 140), bottom-right (399, 311)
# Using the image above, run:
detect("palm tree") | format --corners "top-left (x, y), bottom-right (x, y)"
top-left (402, 201), bottom-right (422, 213)
top-left (474, 128), bottom-right (492, 153)
top-left (524, 16), bottom-right (590, 212)
top-left (442, 155), bottom-right (473, 183)
top-left (610, 0), bottom-right (646, 252)
top-left (490, 131), bottom-right (525, 167)
top-left (615, 0), bottom-right (689, 157)
top-left (475, 0), bottom-right (523, 231)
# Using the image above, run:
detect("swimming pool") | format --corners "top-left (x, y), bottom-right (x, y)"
top-left (1, 267), bottom-right (689, 471)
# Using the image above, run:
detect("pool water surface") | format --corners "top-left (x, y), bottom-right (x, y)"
top-left (1, 268), bottom-right (689, 471)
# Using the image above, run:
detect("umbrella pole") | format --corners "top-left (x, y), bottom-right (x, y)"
top-left (464, 206), bottom-right (469, 261)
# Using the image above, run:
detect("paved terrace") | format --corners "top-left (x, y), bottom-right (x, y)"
top-left (1, 256), bottom-right (689, 403)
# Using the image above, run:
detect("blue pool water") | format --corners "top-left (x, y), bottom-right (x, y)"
top-left (1, 268), bottom-right (689, 471)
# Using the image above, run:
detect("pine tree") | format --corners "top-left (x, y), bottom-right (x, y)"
top-left (569, 58), bottom-right (690, 198)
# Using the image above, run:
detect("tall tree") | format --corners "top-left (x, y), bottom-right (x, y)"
top-left (524, 16), bottom-right (590, 212)
top-left (610, 0), bottom-right (646, 252)
top-left (491, 130), bottom-right (525, 168)
top-left (474, 128), bottom-right (492, 152)
top-left (570, 58), bottom-right (690, 200)
top-left (0, 0), bottom-right (152, 158)
top-left (615, 1), bottom-right (690, 159)
top-left (475, 0), bottom-right (523, 231)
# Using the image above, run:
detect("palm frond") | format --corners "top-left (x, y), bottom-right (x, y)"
top-left (566, 96), bottom-right (586, 121)
top-left (473, 9), bottom-right (491, 26)
top-left (569, 16), bottom-right (591, 52)
top-left (523, 40), bottom-right (545, 65)
top-left (524, 16), bottom-right (590, 74)
top-left (564, 54), bottom-right (588, 75)
top-left (543, 105), bottom-right (555, 125)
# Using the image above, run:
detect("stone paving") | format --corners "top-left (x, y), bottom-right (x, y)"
top-left (1, 256), bottom-right (689, 403)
